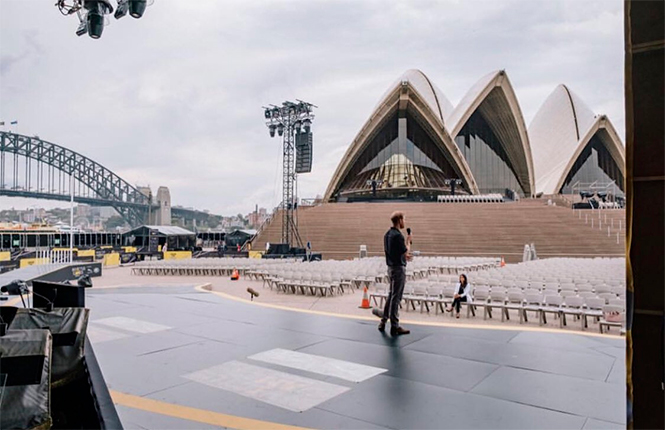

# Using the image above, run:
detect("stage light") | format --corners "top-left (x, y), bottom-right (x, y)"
top-left (269, 124), bottom-right (276, 137)
top-left (264, 109), bottom-right (272, 119)
top-left (84, 0), bottom-right (113, 39)
top-left (115, 0), bottom-right (149, 19)
top-left (277, 123), bottom-right (284, 137)
top-left (303, 118), bottom-right (311, 133)
top-left (129, 0), bottom-right (147, 18)
top-left (294, 120), bottom-right (302, 133)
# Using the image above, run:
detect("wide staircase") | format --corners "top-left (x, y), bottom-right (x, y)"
top-left (253, 201), bottom-right (625, 263)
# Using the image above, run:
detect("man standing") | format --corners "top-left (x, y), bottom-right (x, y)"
top-left (378, 211), bottom-right (412, 336)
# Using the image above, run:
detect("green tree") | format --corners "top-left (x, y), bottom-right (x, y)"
top-left (207, 216), bottom-right (220, 229)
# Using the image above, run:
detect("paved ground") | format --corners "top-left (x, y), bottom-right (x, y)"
top-left (86, 269), bottom-right (626, 429)
top-left (97, 266), bottom-right (624, 335)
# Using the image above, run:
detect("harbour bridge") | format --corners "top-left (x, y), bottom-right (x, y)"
top-left (0, 131), bottom-right (215, 227)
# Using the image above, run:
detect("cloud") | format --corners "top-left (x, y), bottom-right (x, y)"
top-left (0, 0), bottom-right (624, 215)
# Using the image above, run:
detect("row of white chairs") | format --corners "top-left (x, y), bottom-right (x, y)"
top-left (370, 284), bottom-right (625, 333)
top-left (269, 271), bottom-right (350, 296)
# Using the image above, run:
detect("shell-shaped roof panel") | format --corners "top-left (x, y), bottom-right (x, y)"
top-left (549, 115), bottom-right (626, 195)
top-left (443, 70), bottom-right (535, 196)
top-left (374, 69), bottom-right (454, 126)
top-left (447, 70), bottom-right (503, 134)
top-left (529, 85), bottom-right (597, 194)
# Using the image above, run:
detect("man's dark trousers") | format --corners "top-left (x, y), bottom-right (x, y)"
top-left (382, 265), bottom-right (406, 328)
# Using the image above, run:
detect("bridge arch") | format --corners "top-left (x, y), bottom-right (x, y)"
top-left (0, 131), bottom-right (149, 226)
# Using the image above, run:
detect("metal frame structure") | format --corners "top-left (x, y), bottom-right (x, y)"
top-left (264, 101), bottom-right (315, 248)
top-left (0, 132), bottom-right (149, 226)
top-left (0, 131), bottom-right (213, 227)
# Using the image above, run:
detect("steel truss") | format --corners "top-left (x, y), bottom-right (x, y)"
top-left (0, 131), bottom-right (150, 225)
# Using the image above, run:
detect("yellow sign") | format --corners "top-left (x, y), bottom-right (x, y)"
top-left (0, 251), bottom-right (10, 262)
top-left (123, 246), bottom-right (137, 253)
top-left (163, 251), bottom-right (192, 260)
top-left (77, 249), bottom-right (96, 257)
top-left (20, 258), bottom-right (50, 268)
top-left (248, 251), bottom-right (264, 259)
top-left (103, 253), bottom-right (120, 267)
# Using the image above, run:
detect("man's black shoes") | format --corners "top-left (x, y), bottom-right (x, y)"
top-left (391, 326), bottom-right (410, 336)
top-left (378, 320), bottom-right (386, 332)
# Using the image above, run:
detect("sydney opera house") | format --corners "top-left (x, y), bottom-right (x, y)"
top-left (324, 69), bottom-right (625, 203)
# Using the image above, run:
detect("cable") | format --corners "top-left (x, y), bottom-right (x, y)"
top-left (30, 290), bottom-right (56, 311)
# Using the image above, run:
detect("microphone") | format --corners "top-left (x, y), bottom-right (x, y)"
top-left (247, 287), bottom-right (259, 301)
top-left (406, 228), bottom-right (411, 235)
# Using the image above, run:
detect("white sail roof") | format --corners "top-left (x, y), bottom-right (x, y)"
top-left (374, 69), bottom-right (454, 126)
top-left (446, 70), bottom-right (535, 196)
top-left (530, 85), bottom-right (601, 194)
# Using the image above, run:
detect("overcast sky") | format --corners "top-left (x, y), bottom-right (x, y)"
top-left (0, 0), bottom-right (624, 216)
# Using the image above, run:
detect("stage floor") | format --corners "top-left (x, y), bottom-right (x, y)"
top-left (87, 284), bottom-right (625, 429)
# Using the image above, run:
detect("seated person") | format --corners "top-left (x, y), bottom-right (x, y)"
top-left (447, 274), bottom-right (473, 318)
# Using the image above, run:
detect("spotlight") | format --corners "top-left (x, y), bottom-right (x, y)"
top-left (294, 120), bottom-right (302, 133)
top-left (269, 124), bottom-right (276, 137)
top-left (129, 0), bottom-right (147, 18)
top-left (277, 123), bottom-right (284, 137)
top-left (303, 118), bottom-right (311, 133)
top-left (115, 0), bottom-right (148, 20)
top-left (264, 108), bottom-right (271, 119)
top-left (84, 0), bottom-right (114, 39)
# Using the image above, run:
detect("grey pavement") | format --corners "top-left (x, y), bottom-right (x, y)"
top-left (86, 284), bottom-right (626, 429)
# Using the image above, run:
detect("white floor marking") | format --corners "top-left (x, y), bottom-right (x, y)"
top-left (184, 361), bottom-right (349, 412)
top-left (87, 325), bottom-right (131, 343)
top-left (249, 348), bottom-right (387, 383)
top-left (94, 316), bottom-right (171, 334)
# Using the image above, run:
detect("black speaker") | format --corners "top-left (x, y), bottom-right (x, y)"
top-left (32, 280), bottom-right (85, 309)
top-left (268, 243), bottom-right (290, 255)
top-left (295, 132), bottom-right (313, 173)
top-left (291, 247), bottom-right (306, 256)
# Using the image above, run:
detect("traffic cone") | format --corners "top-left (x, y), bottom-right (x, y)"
top-left (231, 268), bottom-right (240, 280)
top-left (358, 286), bottom-right (371, 309)
top-left (500, 256), bottom-right (506, 267)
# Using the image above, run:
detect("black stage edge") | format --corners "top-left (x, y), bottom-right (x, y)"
top-left (48, 337), bottom-right (122, 429)
top-left (625, 1), bottom-right (665, 428)
top-left (37, 262), bottom-right (103, 284)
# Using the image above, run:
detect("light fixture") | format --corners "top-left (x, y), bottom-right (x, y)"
top-left (269, 124), bottom-right (276, 137)
top-left (85, 0), bottom-right (114, 39)
top-left (303, 118), bottom-right (311, 133)
top-left (59, 0), bottom-right (150, 39)
top-left (115, 0), bottom-right (150, 20)
top-left (129, 0), bottom-right (147, 18)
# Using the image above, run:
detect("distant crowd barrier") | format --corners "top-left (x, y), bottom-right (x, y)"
top-left (163, 251), bottom-right (192, 260)
top-left (437, 194), bottom-right (504, 203)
